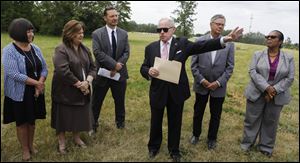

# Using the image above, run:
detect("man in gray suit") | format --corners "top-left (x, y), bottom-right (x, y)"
top-left (190, 14), bottom-right (234, 150)
top-left (91, 6), bottom-right (130, 131)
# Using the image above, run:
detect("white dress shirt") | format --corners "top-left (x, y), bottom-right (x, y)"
top-left (106, 25), bottom-right (117, 46)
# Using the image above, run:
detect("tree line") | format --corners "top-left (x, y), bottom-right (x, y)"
top-left (1, 1), bottom-right (131, 36)
top-left (1, 1), bottom-right (298, 49)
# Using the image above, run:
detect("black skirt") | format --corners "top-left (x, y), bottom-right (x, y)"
top-left (3, 85), bottom-right (46, 126)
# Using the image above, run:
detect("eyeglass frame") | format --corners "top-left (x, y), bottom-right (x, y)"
top-left (212, 22), bottom-right (225, 27)
top-left (156, 27), bottom-right (174, 33)
top-left (265, 35), bottom-right (278, 39)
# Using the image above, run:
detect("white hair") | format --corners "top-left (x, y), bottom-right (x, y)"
top-left (158, 18), bottom-right (175, 27)
top-left (210, 14), bottom-right (226, 23)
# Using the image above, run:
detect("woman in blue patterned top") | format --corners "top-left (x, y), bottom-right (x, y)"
top-left (2, 18), bottom-right (48, 161)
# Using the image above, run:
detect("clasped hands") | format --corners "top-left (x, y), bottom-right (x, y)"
top-left (264, 85), bottom-right (277, 102)
top-left (110, 62), bottom-right (123, 77)
top-left (75, 80), bottom-right (90, 95)
top-left (202, 79), bottom-right (219, 91)
top-left (34, 80), bottom-right (45, 98)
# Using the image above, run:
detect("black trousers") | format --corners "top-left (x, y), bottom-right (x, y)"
top-left (193, 93), bottom-right (225, 141)
top-left (148, 92), bottom-right (184, 155)
top-left (92, 80), bottom-right (127, 128)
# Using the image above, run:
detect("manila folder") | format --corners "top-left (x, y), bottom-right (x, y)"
top-left (153, 57), bottom-right (182, 84)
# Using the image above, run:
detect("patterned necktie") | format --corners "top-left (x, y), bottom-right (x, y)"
top-left (111, 30), bottom-right (117, 59)
top-left (161, 42), bottom-right (169, 60)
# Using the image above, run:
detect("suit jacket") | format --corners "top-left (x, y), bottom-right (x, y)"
top-left (92, 26), bottom-right (130, 86)
top-left (244, 49), bottom-right (295, 105)
top-left (52, 43), bottom-right (96, 106)
top-left (191, 34), bottom-right (234, 97)
top-left (140, 37), bottom-right (223, 108)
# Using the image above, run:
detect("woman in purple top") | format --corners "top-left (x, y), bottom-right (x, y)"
top-left (241, 30), bottom-right (295, 157)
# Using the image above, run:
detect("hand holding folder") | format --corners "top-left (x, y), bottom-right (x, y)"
top-left (153, 57), bottom-right (182, 84)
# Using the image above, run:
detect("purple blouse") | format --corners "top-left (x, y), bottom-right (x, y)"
top-left (268, 53), bottom-right (280, 81)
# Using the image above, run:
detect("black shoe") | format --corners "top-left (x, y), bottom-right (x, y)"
top-left (170, 153), bottom-right (181, 162)
top-left (207, 140), bottom-right (217, 150)
top-left (148, 150), bottom-right (159, 159)
top-left (116, 121), bottom-right (125, 129)
top-left (92, 126), bottom-right (97, 133)
top-left (190, 136), bottom-right (199, 145)
top-left (260, 150), bottom-right (272, 157)
top-left (93, 122), bottom-right (99, 133)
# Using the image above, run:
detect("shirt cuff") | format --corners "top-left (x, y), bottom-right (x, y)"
top-left (200, 79), bottom-right (205, 84)
top-left (220, 37), bottom-right (226, 47)
top-left (216, 80), bottom-right (221, 87)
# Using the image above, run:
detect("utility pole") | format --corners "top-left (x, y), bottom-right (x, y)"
top-left (249, 14), bottom-right (253, 33)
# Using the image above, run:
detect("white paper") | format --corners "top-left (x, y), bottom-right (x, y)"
top-left (153, 57), bottom-right (182, 84)
top-left (97, 68), bottom-right (120, 81)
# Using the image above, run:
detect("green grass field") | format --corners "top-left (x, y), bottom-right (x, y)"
top-left (1, 32), bottom-right (299, 162)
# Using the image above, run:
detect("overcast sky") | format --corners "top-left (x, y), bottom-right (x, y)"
top-left (129, 1), bottom-right (299, 43)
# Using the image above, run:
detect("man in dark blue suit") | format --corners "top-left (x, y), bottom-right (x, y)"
top-left (140, 17), bottom-right (243, 162)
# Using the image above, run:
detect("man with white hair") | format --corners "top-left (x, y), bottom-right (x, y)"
top-left (140, 17), bottom-right (242, 162)
top-left (190, 14), bottom-right (235, 150)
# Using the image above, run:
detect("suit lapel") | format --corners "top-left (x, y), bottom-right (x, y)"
top-left (102, 28), bottom-right (112, 54)
top-left (212, 35), bottom-right (222, 65)
top-left (116, 28), bottom-right (121, 56)
top-left (274, 50), bottom-right (284, 79)
top-left (155, 41), bottom-right (161, 58)
top-left (262, 50), bottom-right (270, 77)
top-left (169, 37), bottom-right (177, 60)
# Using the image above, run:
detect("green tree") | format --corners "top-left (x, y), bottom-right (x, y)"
top-left (113, 1), bottom-right (131, 30)
top-left (237, 32), bottom-right (265, 45)
top-left (1, 1), bottom-right (37, 32)
top-left (283, 37), bottom-right (292, 49)
top-left (172, 1), bottom-right (198, 38)
top-left (37, 1), bottom-right (113, 36)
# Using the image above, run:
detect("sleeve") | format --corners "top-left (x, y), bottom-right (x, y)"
top-left (117, 32), bottom-right (130, 64)
top-left (140, 45), bottom-right (151, 80)
top-left (86, 47), bottom-right (97, 79)
top-left (2, 47), bottom-right (28, 83)
top-left (248, 52), bottom-right (270, 92)
top-left (191, 55), bottom-right (205, 84)
top-left (217, 43), bottom-right (235, 86)
top-left (53, 46), bottom-right (78, 85)
top-left (273, 54), bottom-right (295, 94)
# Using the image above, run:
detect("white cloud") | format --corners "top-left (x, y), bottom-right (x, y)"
top-left (129, 1), bottom-right (299, 43)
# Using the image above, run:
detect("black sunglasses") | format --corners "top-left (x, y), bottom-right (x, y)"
top-left (265, 35), bottom-right (278, 39)
top-left (156, 27), bottom-right (173, 33)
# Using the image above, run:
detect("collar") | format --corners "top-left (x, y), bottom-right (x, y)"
top-left (210, 33), bottom-right (221, 39)
top-left (106, 25), bottom-right (117, 33)
top-left (160, 37), bottom-right (173, 47)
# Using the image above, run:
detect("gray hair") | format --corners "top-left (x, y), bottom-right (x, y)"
top-left (158, 18), bottom-right (175, 27)
top-left (210, 14), bottom-right (226, 23)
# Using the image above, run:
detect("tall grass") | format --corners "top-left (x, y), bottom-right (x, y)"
top-left (1, 32), bottom-right (299, 162)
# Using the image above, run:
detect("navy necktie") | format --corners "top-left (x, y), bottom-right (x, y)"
top-left (111, 30), bottom-right (117, 59)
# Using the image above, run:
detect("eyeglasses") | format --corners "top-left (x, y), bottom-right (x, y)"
top-left (212, 22), bottom-right (225, 27)
top-left (157, 27), bottom-right (173, 33)
top-left (265, 35), bottom-right (278, 39)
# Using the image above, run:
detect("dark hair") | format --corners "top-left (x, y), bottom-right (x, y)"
top-left (103, 6), bottom-right (116, 16)
top-left (8, 18), bottom-right (34, 43)
top-left (272, 30), bottom-right (284, 48)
